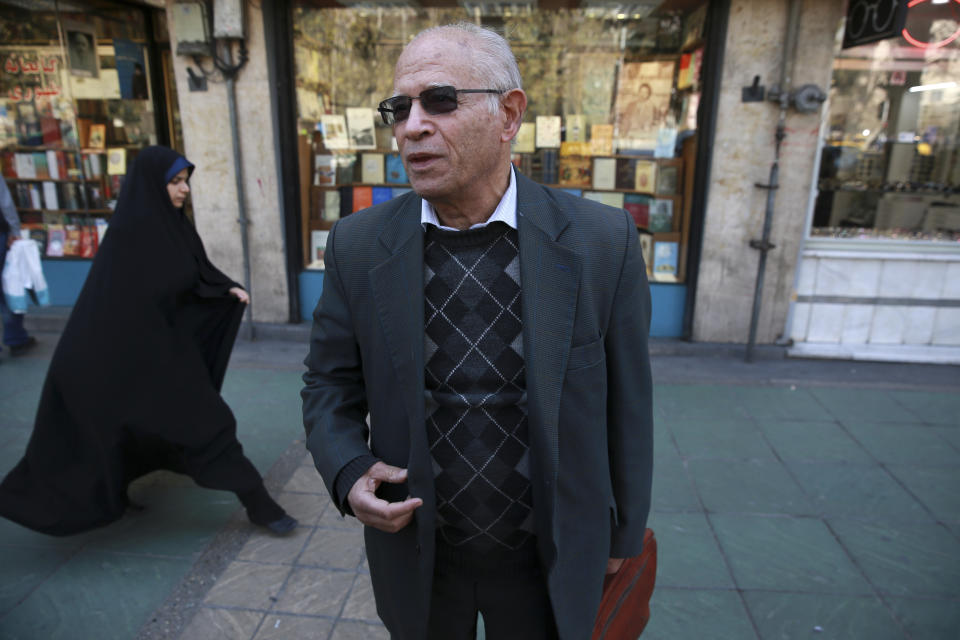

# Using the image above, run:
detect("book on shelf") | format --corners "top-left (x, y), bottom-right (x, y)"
top-left (78, 224), bottom-right (98, 258)
top-left (22, 223), bottom-right (46, 250)
top-left (314, 154), bottom-right (336, 186)
top-left (45, 224), bottom-right (65, 257)
top-left (634, 160), bottom-right (657, 193)
top-left (565, 114), bottom-right (587, 142)
top-left (535, 116), bottom-right (561, 148)
top-left (649, 199), bottom-right (674, 232)
top-left (513, 123), bottom-right (536, 153)
top-left (656, 165), bottom-right (678, 195)
top-left (584, 191), bottom-right (625, 209)
top-left (42, 181), bottom-right (59, 210)
top-left (346, 108), bottom-right (377, 150)
top-left (14, 153), bottom-right (36, 179)
top-left (107, 148), bottom-right (126, 175)
top-left (391, 187), bottom-right (412, 198)
top-left (41, 117), bottom-right (62, 145)
top-left (323, 190), bottom-right (340, 222)
top-left (88, 124), bottom-right (106, 150)
top-left (45, 150), bottom-right (60, 180)
top-left (85, 153), bottom-right (103, 178)
top-left (335, 154), bottom-right (357, 184)
top-left (62, 224), bottom-right (81, 256)
top-left (559, 141), bottom-right (591, 157)
top-left (615, 158), bottom-right (637, 190)
top-left (320, 114), bottom-right (350, 150)
top-left (592, 157), bottom-right (617, 190)
top-left (511, 153), bottom-right (534, 179)
top-left (28, 184), bottom-right (42, 209)
top-left (653, 240), bottom-right (679, 282)
top-left (352, 186), bottom-right (372, 212)
top-left (560, 188), bottom-right (582, 197)
top-left (338, 186), bottom-right (353, 218)
top-left (385, 153), bottom-right (407, 184)
top-left (1, 151), bottom-right (15, 177)
top-left (624, 193), bottom-right (652, 228)
top-left (539, 149), bottom-right (558, 184)
top-left (361, 153), bottom-right (385, 184)
top-left (309, 229), bottom-right (330, 269)
top-left (590, 124), bottom-right (614, 156)
top-left (372, 186), bottom-right (393, 205)
top-left (559, 156), bottom-right (592, 188)
top-left (638, 230), bottom-right (653, 274)
top-left (34, 152), bottom-right (50, 179)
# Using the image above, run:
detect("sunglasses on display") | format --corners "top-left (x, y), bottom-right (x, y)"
top-left (378, 86), bottom-right (504, 125)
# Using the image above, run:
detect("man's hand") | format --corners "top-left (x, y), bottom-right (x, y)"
top-left (606, 557), bottom-right (625, 574)
top-left (347, 462), bottom-right (423, 533)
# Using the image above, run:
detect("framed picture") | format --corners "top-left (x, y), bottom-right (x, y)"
top-left (87, 124), bottom-right (106, 149)
top-left (64, 22), bottom-right (99, 78)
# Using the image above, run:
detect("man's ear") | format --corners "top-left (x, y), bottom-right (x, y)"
top-left (500, 88), bottom-right (528, 143)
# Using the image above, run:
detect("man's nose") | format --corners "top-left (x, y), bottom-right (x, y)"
top-left (400, 100), bottom-right (432, 137)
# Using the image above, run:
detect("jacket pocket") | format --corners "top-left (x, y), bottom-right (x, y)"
top-left (567, 337), bottom-right (604, 371)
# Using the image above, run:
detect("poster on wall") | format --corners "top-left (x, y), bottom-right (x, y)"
top-left (613, 60), bottom-right (675, 151)
top-left (113, 39), bottom-right (148, 100)
top-left (64, 22), bottom-right (99, 78)
top-left (1, 47), bottom-right (71, 146)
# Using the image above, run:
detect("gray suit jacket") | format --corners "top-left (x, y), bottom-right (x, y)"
top-left (302, 170), bottom-right (653, 639)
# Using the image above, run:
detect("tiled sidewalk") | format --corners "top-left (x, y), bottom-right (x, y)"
top-left (170, 383), bottom-right (960, 640)
top-left (176, 457), bottom-right (386, 640)
top-left (2, 330), bottom-right (959, 639)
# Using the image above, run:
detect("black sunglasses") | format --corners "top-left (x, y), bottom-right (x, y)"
top-left (378, 86), bottom-right (504, 125)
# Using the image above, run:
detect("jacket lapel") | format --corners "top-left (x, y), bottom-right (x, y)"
top-left (368, 198), bottom-right (432, 495)
top-left (516, 173), bottom-right (580, 513)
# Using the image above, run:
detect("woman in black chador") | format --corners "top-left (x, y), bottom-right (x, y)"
top-left (0, 146), bottom-right (297, 536)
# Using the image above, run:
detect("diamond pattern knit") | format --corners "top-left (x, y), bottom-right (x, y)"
top-left (423, 222), bottom-right (533, 552)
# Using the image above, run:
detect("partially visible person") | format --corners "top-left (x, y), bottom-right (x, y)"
top-left (0, 146), bottom-right (296, 536)
top-left (0, 178), bottom-right (37, 361)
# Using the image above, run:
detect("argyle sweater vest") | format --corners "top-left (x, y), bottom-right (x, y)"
top-left (423, 221), bottom-right (533, 552)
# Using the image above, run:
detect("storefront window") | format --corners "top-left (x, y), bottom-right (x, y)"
top-left (1, 2), bottom-right (165, 259)
top-left (292, 2), bottom-right (709, 283)
top-left (813, 2), bottom-right (960, 243)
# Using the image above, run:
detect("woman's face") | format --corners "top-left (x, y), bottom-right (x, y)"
top-left (166, 168), bottom-right (190, 209)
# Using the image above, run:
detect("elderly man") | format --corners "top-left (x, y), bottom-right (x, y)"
top-left (302, 22), bottom-right (653, 639)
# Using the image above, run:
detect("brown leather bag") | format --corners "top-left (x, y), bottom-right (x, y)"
top-left (591, 528), bottom-right (657, 639)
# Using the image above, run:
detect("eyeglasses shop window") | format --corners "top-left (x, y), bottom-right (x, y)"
top-left (813, 2), bottom-right (960, 244)
top-left (292, 1), bottom-right (710, 286)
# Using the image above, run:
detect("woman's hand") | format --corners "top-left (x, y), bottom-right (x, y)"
top-left (229, 287), bottom-right (250, 304)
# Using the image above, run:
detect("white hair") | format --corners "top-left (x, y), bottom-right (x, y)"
top-left (405, 22), bottom-right (523, 114)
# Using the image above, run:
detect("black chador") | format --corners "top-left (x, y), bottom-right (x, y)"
top-left (0, 146), bottom-right (295, 536)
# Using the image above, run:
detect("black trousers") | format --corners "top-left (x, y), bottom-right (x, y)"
top-left (426, 537), bottom-right (559, 640)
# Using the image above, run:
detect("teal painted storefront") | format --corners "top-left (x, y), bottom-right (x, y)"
top-left (299, 270), bottom-right (686, 337)
top-left (42, 261), bottom-right (686, 338)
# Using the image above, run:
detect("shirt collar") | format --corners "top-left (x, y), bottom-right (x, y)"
top-left (420, 165), bottom-right (517, 231)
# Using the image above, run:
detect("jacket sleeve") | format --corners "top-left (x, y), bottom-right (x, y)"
top-left (301, 221), bottom-right (376, 513)
top-left (605, 210), bottom-right (654, 558)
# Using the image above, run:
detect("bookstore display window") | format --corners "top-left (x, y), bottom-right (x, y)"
top-left (292, 1), bottom-right (708, 283)
top-left (0, 3), bottom-right (162, 260)
top-left (812, 3), bottom-right (960, 244)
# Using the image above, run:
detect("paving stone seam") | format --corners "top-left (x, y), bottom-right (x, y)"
top-left (667, 407), bottom-right (765, 640)
top-left (135, 437), bottom-right (307, 640)
top-left (820, 519), bottom-right (916, 639)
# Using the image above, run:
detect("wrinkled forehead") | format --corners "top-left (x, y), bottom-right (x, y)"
top-left (394, 33), bottom-right (479, 92)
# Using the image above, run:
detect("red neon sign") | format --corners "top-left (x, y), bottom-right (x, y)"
top-left (903, 0), bottom-right (960, 49)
